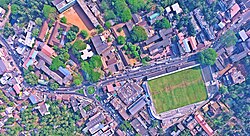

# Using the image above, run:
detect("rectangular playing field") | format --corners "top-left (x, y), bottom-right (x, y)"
top-left (148, 67), bottom-right (207, 114)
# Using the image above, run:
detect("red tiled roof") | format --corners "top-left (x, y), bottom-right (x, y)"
top-left (38, 21), bottom-right (49, 41)
top-left (13, 84), bottom-right (21, 94)
top-left (195, 114), bottom-right (214, 136)
top-left (41, 44), bottom-right (55, 58)
top-left (188, 36), bottom-right (197, 50)
top-left (230, 4), bottom-right (240, 18)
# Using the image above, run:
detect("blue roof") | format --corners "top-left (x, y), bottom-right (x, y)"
top-left (59, 66), bottom-right (70, 76)
top-left (31, 51), bottom-right (38, 59)
top-left (149, 13), bottom-right (160, 20)
top-left (29, 95), bottom-right (38, 104)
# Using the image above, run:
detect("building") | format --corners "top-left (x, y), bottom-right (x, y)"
top-left (117, 82), bottom-right (143, 106)
top-left (0, 59), bottom-right (7, 75)
top-left (238, 30), bottom-right (249, 41)
top-left (171, 3), bottom-right (183, 14)
top-left (128, 97), bottom-right (146, 116)
top-left (80, 44), bottom-right (94, 60)
top-left (38, 20), bottom-right (49, 42)
top-left (77, 0), bottom-right (100, 27)
top-left (41, 44), bottom-right (56, 58)
top-left (131, 118), bottom-right (149, 136)
top-left (195, 113), bottom-right (214, 136)
top-left (91, 35), bottom-right (109, 55)
top-left (48, 21), bottom-right (69, 47)
top-left (52, 0), bottom-right (76, 13)
top-left (227, 3), bottom-right (240, 19)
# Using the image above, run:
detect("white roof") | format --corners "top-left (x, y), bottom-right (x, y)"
top-left (218, 22), bottom-right (225, 29)
top-left (239, 30), bottom-right (248, 41)
top-left (165, 6), bottom-right (171, 13)
top-left (183, 39), bottom-right (191, 53)
top-left (80, 44), bottom-right (94, 60)
top-left (171, 3), bottom-right (182, 14)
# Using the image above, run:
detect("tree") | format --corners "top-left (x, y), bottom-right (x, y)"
top-left (126, 0), bottom-right (146, 13)
top-left (60, 16), bottom-right (67, 24)
top-left (73, 74), bottom-right (83, 86)
top-left (155, 18), bottom-right (171, 29)
top-left (131, 26), bottom-right (148, 42)
top-left (187, 21), bottom-right (196, 36)
top-left (66, 31), bottom-right (77, 42)
top-left (35, 18), bottom-right (43, 26)
top-left (117, 36), bottom-right (126, 45)
top-left (43, 5), bottom-right (56, 19)
top-left (49, 82), bottom-right (59, 90)
top-left (219, 30), bottom-right (237, 47)
top-left (104, 10), bottom-right (116, 21)
top-left (89, 55), bottom-right (102, 68)
top-left (70, 25), bottom-right (79, 33)
top-left (11, 4), bottom-right (19, 15)
top-left (113, 0), bottom-right (132, 22)
top-left (80, 30), bottom-right (88, 39)
top-left (87, 86), bottom-right (95, 95)
top-left (105, 21), bottom-right (112, 29)
top-left (50, 57), bottom-right (66, 71)
top-left (198, 48), bottom-right (217, 65)
top-left (32, 28), bottom-right (40, 37)
top-left (219, 85), bottom-right (228, 94)
top-left (73, 40), bottom-right (87, 51)
top-left (24, 72), bottom-right (38, 86)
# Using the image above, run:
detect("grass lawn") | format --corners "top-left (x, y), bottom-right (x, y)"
top-left (87, 86), bottom-right (95, 95)
top-left (148, 67), bottom-right (207, 113)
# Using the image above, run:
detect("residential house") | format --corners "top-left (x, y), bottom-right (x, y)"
top-left (226, 3), bottom-right (240, 19)
top-left (131, 118), bottom-right (149, 136)
top-left (223, 67), bottom-right (246, 85)
top-left (194, 113), bottom-right (214, 136)
top-left (238, 30), bottom-right (249, 41)
top-left (17, 21), bottom-right (36, 48)
top-left (0, 59), bottom-right (7, 75)
top-left (52, 0), bottom-right (76, 13)
top-left (37, 102), bottom-right (50, 116)
top-left (171, 3), bottom-right (183, 14)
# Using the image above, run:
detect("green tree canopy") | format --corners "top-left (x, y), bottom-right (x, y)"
top-left (66, 31), bottom-right (77, 42)
top-left (219, 30), bottom-right (237, 47)
top-left (50, 57), bottom-right (66, 71)
top-left (131, 26), bottom-right (148, 42)
top-left (73, 74), bottom-right (83, 86)
top-left (60, 16), bottom-right (67, 24)
top-left (11, 4), bottom-right (19, 15)
top-left (80, 30), bottom-right (88, 39)
top-left (198, 48), bottom-right (217, 65)
top-left (117, 36), bottom-right (126, 45)
top-left (113, 0), bottom-right (132, 22)
top-left (42, 5), bottom-right (56, 19)
top-left (73, 40), bottom-right (87, 51)
top-left (24, 72), bottom-right (38, 86)
top-left (105, 21), bottom-right (112, 29)
top-left (155, 18), bottom-right (171, 29)
top-left (126, 0), bottom-right (146, 13)
top-left (49, 82), bottom-right (59, 90)
top-left (89, 55), bottom-right (102, 68)
top-left (104, 10), bottom-right (116, 21)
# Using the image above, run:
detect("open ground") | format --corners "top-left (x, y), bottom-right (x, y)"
top-left (60, 4), bottom-right (95, 37)
top-left (148, 67), bottom-right (207, 114)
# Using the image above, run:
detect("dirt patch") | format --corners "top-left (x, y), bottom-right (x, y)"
top-left (60, 4), bottom-right (96, 36)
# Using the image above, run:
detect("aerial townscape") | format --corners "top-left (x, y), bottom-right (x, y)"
top-left (0, 0), bottom-right (250, 135)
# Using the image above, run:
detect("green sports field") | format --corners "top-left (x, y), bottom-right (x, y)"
top-left (148, 67), bottom-right (207, 114)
